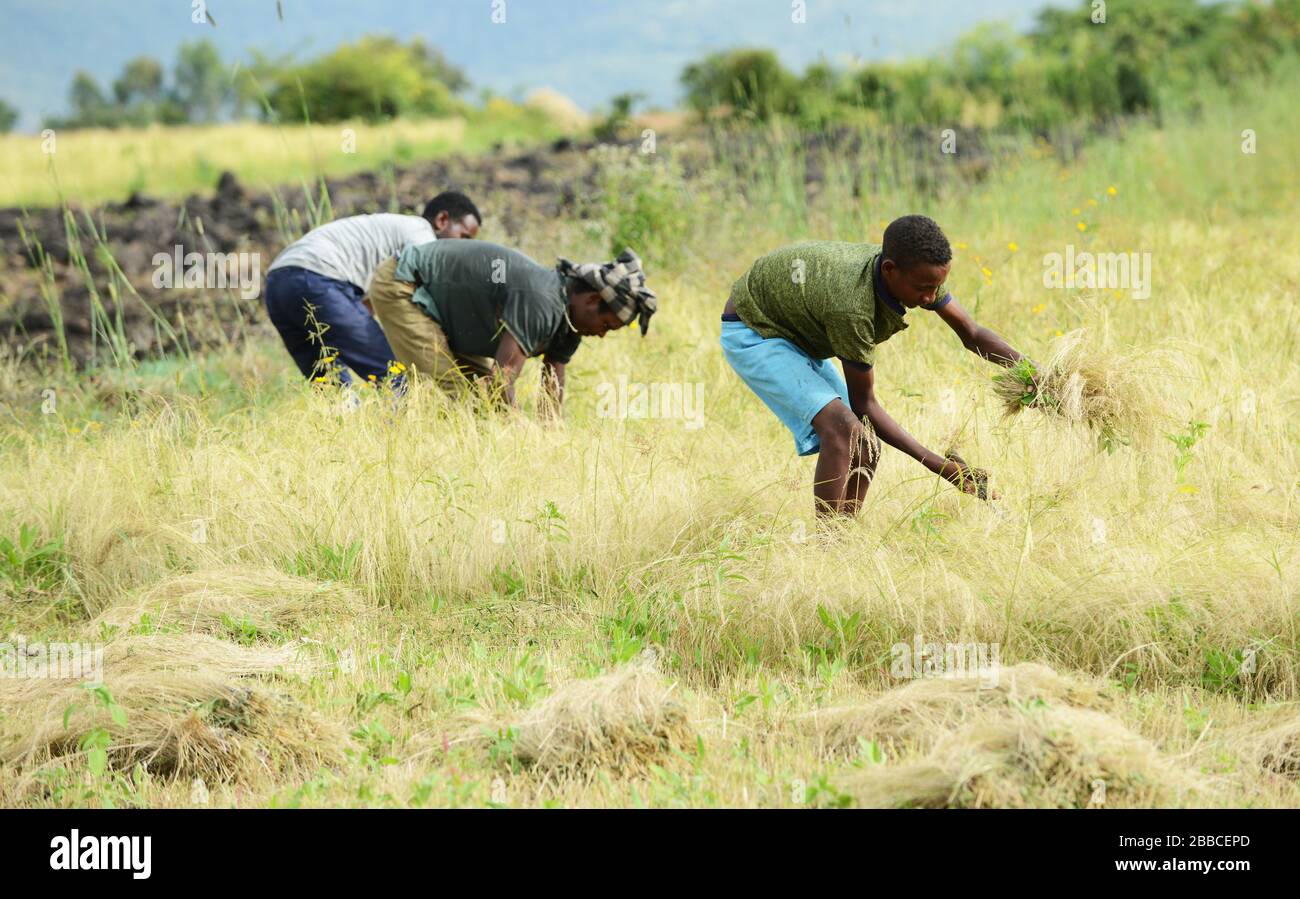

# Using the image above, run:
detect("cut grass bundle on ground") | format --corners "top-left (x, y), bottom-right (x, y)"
top-left (1237, 707), bottom-right (1300, 780)
top-left (840, 705), bottom-right (1211, 808)
top-left (89, 568), bottom-right (364, 640)
top-left (810, 663), bottom-right (1209, 808)
top-left (465, 663), bottom-right (697, 775)
top-left (992, 329), bottom-right (1171, 444)
top-left (0, 634), bottom-right (346, 787)
top-left (803, 662), bottom-right (1116, 758)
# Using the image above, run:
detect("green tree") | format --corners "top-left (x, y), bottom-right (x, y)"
top-left (265, 36), bottom-right (461, 123)
top-left (593, 91), bottom-right (642, 141)
top-left (112, 57), bottom-right (164, 106)
top-left (681, 49), bottom-right (798, 121)
top-left (111, 56), bottom-right (175, 126)
top-left (795, 61), bottom-right (848, 126)
top-left (414, 39), bottom-right (470, 95)
top-left (0, 98), bottom-right (17, 133)
top-left (61, 71), bottom-right (117, 128)
top-left (174, 40), bottom-right (229, 122)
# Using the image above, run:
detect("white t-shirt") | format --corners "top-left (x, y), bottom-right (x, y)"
top-left (268, 213), bottom-right (436, 291)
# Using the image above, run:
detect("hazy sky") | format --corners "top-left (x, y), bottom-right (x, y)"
top-left (0, 0), bottom-right (1066, 131)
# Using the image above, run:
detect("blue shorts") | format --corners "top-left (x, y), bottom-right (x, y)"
top-left (720, 317), bottom-right (850, 456)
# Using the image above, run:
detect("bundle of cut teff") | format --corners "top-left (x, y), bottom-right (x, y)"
top-left (0, 634), bottom-right (347, 790)
top-left (992, 329), bottom-right (1174, 444)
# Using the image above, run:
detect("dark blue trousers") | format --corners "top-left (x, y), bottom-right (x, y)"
top-left (264, 266), bottom-right (395, 384)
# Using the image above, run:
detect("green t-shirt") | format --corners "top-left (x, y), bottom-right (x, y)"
top-left (394, 240), bottom-right (581, 362)
top-left (730, 241), bottom-right (947, 367)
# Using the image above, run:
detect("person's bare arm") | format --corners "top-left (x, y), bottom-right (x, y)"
top-left (934, 298), bottom-right (1022, 366)
top-left (843, 362), bottom-right (992, 498)
top-left (491, 331), bottom-right (528, 409)
top-left (539, 357), bottom-right (565, 420)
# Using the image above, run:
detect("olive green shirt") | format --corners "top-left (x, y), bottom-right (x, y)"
top-left (729, 241), bottom-right (949, 367)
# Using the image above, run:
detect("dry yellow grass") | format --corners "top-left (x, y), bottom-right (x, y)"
top-left (841, 704), bottom-right (1211, 809)
top-left (0, 78), bottom-right (1296, 807)
top-left (991, 327), bottom-right (1183, 439)
top-left (89, 567), bottom-right (364, 637)
top-left (802, 662), bottom-right (1117, 757)
top-left (0, 112), bottom-right (559, 207)
top-left (458, 662), bottom-right (698, 775)
top-left (0, 634), bottom-right (347, 798)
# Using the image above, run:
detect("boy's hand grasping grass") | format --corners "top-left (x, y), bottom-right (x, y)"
top-left (942, 452), bottom-right (996, 501)
top-left (989, 329), bottom-right (1177, 452)
top-left (994, 357), bottom-right (1056, 412)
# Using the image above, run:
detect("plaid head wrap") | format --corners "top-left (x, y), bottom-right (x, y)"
top-left (556, 248), bottom-right (659, 336)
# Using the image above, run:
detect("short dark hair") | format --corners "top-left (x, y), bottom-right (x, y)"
top-left (882, 215), bottom-right (951, 270)
top-left (422, 191), bottom-right (482, 225)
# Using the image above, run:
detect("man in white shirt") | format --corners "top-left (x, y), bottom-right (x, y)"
top-left (264, 191), bottom-right (481, 383)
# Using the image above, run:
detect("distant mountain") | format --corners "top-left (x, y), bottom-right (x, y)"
top-left (0, 0), bottom-right (1058, 131)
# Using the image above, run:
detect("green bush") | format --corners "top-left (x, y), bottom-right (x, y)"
top-left (681, 0), bottom-right (1300, 133)
top-left (264, 36), bottom-right (463, 123)
top-left (594, 147), bottom-right (692, 273)
top-left (682, 49), bottom-right (799, 122)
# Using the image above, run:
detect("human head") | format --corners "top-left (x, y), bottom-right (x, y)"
top-left (880, 214), bottom-right (952, 308)
top-left (564, 284), bottom-right (627, 339)
top-left (557, 249), bottom-right (658, 339)
top-left (422, 191), bottom-right (482, 239)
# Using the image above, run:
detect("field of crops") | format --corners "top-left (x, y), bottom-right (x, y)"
top-left (0, 103), bottom-right (563, 209)
top-left (0, 67), bottom-right (1296, 809)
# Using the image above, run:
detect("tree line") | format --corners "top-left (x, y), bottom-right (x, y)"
top-left (9, 36), bottom-right (468, 132)
top-left (681, 0), bottom-right (1300, 131)
top-left (3, 0), bottom-right (1296, 135)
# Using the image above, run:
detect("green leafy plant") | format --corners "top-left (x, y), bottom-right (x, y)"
top-left (1166, 419), bottom-right (1209, 482)
top-left (63, 685), bottom-right (127, 780)
top-left (0, 523), bottom-right (68, 594)
top-left (497, 650), bottom-right (547, 706)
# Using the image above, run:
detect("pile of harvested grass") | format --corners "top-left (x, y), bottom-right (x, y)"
top-left (842, 705), bottom-right (1208, 808)
top-left (90, 568), bottom-right (363, 638)
top-left (805, 662), bottom-right (1115, 757)
top-left (0, 634), bottom-right (346, 786)
top-left (1237, 708), bottom-right (1300, 780)
top-left (467, 663), bottom-right (696, 775)
top-left (992, 329), bottom-right (1170, 440)
top-left (804, 663), bottom-right (1210, 808)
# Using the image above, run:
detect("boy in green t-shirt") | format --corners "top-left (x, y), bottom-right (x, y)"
top-left (720, 215), bottom-right (1030, 517)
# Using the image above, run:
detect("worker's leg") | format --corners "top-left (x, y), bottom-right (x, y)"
top-left (367, 257), bottom-right (464, 391)
top-left (264, 266), bottom-right (393, 384)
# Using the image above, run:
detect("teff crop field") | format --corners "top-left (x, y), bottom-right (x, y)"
top-left (0, 69), bottom-right (1297, 810)
top-left (0, 105), bottom-right (563, 209)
